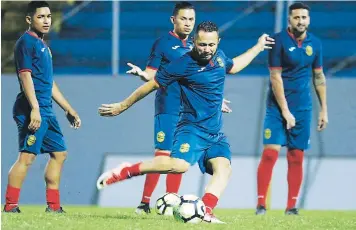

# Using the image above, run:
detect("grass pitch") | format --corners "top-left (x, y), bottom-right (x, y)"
top-left (2, 206), bottom-right (356, 230)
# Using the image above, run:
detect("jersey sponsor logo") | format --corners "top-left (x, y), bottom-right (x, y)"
top-left (172, 46), bottom-right (180, 50)
top-left (289, 47), bottom-right (296, 52)
top-left (264, 128), bottom-right (272, 139)
top-left (217, 57), bottom-right (224, 67)
top-left (156, 131), bottom-right (165, 143)
top-left (179, 143), bottom-right (190, 153)
top-left (305, 45), bottom-right (313, 56)
top-left (27, 135), bottom-right (36, 146)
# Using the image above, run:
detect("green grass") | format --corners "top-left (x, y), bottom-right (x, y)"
top-left (2, 206), bottom-right (356, 230)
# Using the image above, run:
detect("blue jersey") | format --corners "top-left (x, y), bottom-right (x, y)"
top-left (267, 29), bottom-right (323, 111)
top-left (147, 31), bottom-right (193, 116)
top-left (14, 31), bottom-right (54, 116)
top-left (155, 49), bottom-right (234, 134)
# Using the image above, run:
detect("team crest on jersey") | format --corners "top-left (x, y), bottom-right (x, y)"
top-left (156, 131), bottom-right (165, 143)
top-left (216, 57), bottom-right (224, 67)
top-left (264, 128), bottom-right (272, 139)
top-left (179, 143), bottom-right (190, 153)
top-left (27, 135), bottom-right (36, 146)
top-left (305, 45), bottom-right (313, 56)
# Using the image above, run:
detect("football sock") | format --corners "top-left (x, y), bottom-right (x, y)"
top-left (287, 149), bottom-right (304, 209)
top-left (257, 148), bottom-right (279, 207)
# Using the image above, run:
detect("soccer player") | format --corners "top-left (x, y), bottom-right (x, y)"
top-left (255, 2), bottom-right (328, 215)
top-left (97, 21), bottom-right (273, 223)
top-left (3, 1), bottom-right (81, 213)
top-left (124, 2), bottom-right (231, 214)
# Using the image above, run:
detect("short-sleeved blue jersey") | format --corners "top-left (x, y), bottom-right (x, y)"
top-left (155, 49), bottom-right (234, 134)
top-left (147, 31), bottom-right (193, 116)
top-left (14, 31), bottom-right (54, 116)
top-left (267, 29), bottom-right (323, 111)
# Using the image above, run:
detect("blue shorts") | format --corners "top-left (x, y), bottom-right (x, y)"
top-left (263, 109), bottom-right (312, 150)
top-left (171, 126), bottom-right (231, 175)
top-left (154, 114), bottom-right (179, 150)
top-left (14, 115), bottom-right (67, 155)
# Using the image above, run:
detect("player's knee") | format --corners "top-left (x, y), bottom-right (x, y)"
top-left (50, 151), bottom-right (67, 163)
top-left (18, 152), bottom-right (36, 167)
top-left (262, 147), bottom-right (279, 162)
top-left (211, 158), bottom-right (231, 178)
top-left (287, 149), bottom-right (304, 165)
top-left (170, 158), bottom-right (190, 173)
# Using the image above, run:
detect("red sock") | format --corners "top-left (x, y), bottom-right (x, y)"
top-left (287, 149), bottom-right (304, 209)
top-left (166, 173), bottom-right (182, 193)
top-left (141, 173), bottom-right (160, 204)
top-left (202, 193), bottom-right (218, 215)
top-left (121, 163), bottom-right (142, 179)
top-left (46, 189), bottom-right (60, 210)
top-left (5, 185), bottom-right (21, 211)
top-left (139, 151), bottom-right (171, 203)
top-left (257, 148), bottom-right (279, 207)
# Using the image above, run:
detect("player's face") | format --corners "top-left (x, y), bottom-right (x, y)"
top-left (289, 9), bottom-right (310, 34)
top-left (194, 31), bottom-right (220, 61)
top-left (171, 9), bottom-right (195, 36)
top-left (27, 7), bottom-right (52, 34)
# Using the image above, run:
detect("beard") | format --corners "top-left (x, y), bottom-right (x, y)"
top-left (291, 24), bottom-right (308, 36)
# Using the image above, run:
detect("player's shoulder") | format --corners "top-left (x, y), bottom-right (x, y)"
top-left (307, 32), bottom-right (322, 45)
top-left (215, 49), bottom-right (227, 57)
top-left (15, 32), bottom-right (38, 50)
top-left (271, 31), bottom-right (286, 41)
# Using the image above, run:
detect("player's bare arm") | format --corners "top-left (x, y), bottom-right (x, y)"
top-left (98, 79), bottom-right (160, 117)
top-left (19, 71), bottom-right (41, 132)
top-left (313, 68), bottom-right (328, 131)
top-left (270, 68), bottom-right (296, 129)
top-left (126, 63), bottom-right (158, 82)
top-left (228, 34), bottom-right (274, 74)
top-left (52, 81), bottom-right (81, 129)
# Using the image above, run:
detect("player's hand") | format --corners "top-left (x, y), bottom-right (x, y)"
top-left (317, 110), bottom-right (328, 131)
top-left (256, 34), bottom-right (275, 51)
top-left (126, 63), bottom-right (149, 81)
top-left (66, 109), bottom-right (81, 129)
top-left (221, 98), bottom-right (232, 113)
top-left (282, 110), bottom-right (296, 130)
top-left (98, 103), bottom-right (126, 117)
top-left (29, 108), bottom-right (41, 132)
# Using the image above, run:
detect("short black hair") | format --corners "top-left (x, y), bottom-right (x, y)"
top-left (195, 21), bottom-right (219, 36)
top-left (289, 2), bottom-right (310, 14)
top-left (172, 1), bottom-right (195, 16)
top-left (26, 1), bottom-right (50, 16)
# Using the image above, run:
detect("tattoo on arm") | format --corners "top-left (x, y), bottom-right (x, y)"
top-left (314, 71), bottom-right (326, 86)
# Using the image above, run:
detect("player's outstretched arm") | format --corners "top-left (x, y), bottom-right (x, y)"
top-left (126, 63), bottom-right (157, 82)
top-left (98, 79), bottom-right (160, 117)
top-left (19, 71), bottom-right (41, 132)
top-left (52, 81), bottom-right (81, 129)
top-left (313, 68), bottom-right (328, 131)
top-left (228, 34), bottom-right (274, 74)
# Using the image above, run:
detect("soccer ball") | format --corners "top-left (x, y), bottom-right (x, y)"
top-left (173, 194), bottom-right (206, 224)
top-left (155, 193), bottom-right (181, 216)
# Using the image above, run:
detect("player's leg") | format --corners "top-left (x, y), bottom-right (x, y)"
top-left (4, 152), bottom-right (36, 212)
top-left (199, 136), bottom-right (231, 224)
top-left (285, 110), bottom-right (311, 215)
top-left (256, 112), bottom-right (286, 214)
top-left (97, 127), bottom-right (199, 189)
top-left (42, 116), bottom-right (67, 213)
top-left (136, 114), bottom-right (180, 214)
top-left (4, 115), bottom-right (47, 213)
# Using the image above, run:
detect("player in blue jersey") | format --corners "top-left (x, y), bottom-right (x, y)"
top-left (3, 1), bottom-right (81, 213)
top-left (122, 2), bottom-right (231, 214)
top-left (256, 2), bottom-right (328, 216)
top-left (97, 21), bottom-right (273, 223)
